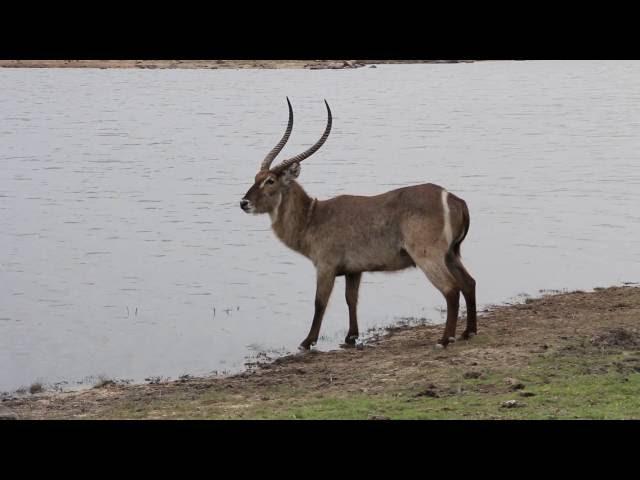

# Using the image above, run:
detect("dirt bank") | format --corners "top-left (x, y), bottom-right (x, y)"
top-left (0, 60), bottom-right (475, 70)
top-left (3, 285), bottom-right (639, 419)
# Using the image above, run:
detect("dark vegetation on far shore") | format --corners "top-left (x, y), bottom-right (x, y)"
top-left (0, 60), bottom-right (478, 70)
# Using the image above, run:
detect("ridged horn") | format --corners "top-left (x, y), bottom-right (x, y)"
top-left (271, 100), bottom-right (332, 173)
top-left (260, 97), bottom-right (294, 171)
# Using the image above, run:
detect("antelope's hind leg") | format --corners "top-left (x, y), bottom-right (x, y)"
top-left (344, 273), bottom-right (362, 346)
top-left (405, 245), bottom-right (461, 347)
top-left (445, 251), bottom-right (477, 340)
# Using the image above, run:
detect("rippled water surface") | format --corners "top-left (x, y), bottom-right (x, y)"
top-left (2, 61), bottom-right (639, 392)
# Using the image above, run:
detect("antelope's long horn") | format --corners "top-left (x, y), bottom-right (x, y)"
top-left (272, 100), bottom-right (332, 173)
top-left (260, 97), bottom-right (294, 171)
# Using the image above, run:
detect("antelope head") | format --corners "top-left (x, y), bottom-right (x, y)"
top-left (240, 98), bottom-right (332, 215)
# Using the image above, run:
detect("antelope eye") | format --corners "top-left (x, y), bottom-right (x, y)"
top-left (266, 178), bottom-right (275, 185)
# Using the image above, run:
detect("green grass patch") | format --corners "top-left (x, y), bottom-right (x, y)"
top-left (235, 349), bottom-right (640, 420)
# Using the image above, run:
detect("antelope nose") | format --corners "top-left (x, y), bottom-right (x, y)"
top-left (240, 199), bottom-right (249, 210)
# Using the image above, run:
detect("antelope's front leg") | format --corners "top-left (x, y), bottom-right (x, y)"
top-left (344, 273), bottom-right (362, 345)
top-left (299, 269), bottom-right (336, 350)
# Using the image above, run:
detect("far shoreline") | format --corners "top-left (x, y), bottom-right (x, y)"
top-left (0, 60), bottom-right (479, 70)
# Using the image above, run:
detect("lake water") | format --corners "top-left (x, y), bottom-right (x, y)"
top-left (1, 60), bottom-right (639, 393)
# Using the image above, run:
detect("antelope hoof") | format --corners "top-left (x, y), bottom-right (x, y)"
top-left (299, 339), bottom-right (316, 351)
top-left (344, 334), bottom-right (359, 346)
top-left (460, 330), bottom-right (477, 341)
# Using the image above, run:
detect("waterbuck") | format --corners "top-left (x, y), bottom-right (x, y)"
top-left (240, 98), bottom-right (477, 350)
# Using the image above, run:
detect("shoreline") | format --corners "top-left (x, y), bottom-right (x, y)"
top-left (0, 60), bottom-right (477, 70)
top-left (3, 284), bottom-right (639, 419)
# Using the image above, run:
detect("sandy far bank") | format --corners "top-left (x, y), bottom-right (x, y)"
top-left (0, 60), bottom-right (476, 70)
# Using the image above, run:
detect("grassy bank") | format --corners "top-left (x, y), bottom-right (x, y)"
top-left (4, 285), bottom-right (640, 419)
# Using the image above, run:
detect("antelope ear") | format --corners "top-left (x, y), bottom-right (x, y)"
top-left (281, 162), bottom-right (301, 184)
